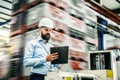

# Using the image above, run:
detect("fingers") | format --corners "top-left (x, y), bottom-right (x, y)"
top-left (46, 52), bottom-right (59, 61)
top-left (51, 52), bottom-right (58, 55)
top-left (51, 53), bottom-right (58, 60)
top-left (53, 54), bottom-right (58, 60)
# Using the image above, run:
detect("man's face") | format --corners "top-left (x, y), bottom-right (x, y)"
top-left (40, 27), bottom-right (52, 41)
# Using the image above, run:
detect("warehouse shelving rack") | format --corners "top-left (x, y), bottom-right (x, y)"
top-left (10, 0), bottom-right (120, 37)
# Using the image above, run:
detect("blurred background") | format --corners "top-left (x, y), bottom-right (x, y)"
top-left (0, 0), bottom-right (120, 80)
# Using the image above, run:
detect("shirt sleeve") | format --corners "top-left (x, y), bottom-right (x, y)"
top-left (23, 41), bottom-right (46, 67)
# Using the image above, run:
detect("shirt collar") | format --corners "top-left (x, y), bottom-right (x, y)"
top-left (37, 36), bottom-right (43, 42)
top-left (36, 36), bottom-right (49, 43)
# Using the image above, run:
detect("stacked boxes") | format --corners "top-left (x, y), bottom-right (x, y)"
top-left (12, 0), bottom-right (27, 12)
top-left (9, 35), bottom-right (25, 53)
top-left (10, 0), bottom-right (103, 77)
top-left (9, 34), bottom-right (25, 79)
top-left (24, 29), bottom-right (39, 45)
top-left (9, 0), bottom-right (120, 80)
top-left (105, 38), bottom-right (120, 49)
top-left (68, 16), bottom-right (86, 33)
top-left (50, 20), bottom-right (69, 46)
top-left (10, 12), bottom-right (27, 32)
top-left (26, 3), bottom-right (69, 26)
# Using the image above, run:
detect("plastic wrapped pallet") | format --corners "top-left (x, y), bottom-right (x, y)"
top-left (69, 37), bottom-right (86, 53)
top-left (24, 29), bottom-right (39, 45)
top-left (105, 38), bottom-right (120, 49)
top-left (10, 12), bottom-right (27, 31)
top-left (45, 0), bottom-right (68, 11)
top-left (69, 50), bottom-right (88, 70)
top-left (9, 35), bottom-right (25, 53)
top-left (12, 0), bottom-right (27, 12)
top-left (85, 24), bottom-right (97, 38)
top-left (26, 3), bottom-right (69, 26)
top-left (50, 20), bottom-right (69, 46)
top-left (68, 15), bottom-right (86, 33)
top-left (85, 37), bottom-right (98, 48)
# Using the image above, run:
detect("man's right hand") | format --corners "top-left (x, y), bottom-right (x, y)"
top-left (46, 53), bottom-right (58, 61)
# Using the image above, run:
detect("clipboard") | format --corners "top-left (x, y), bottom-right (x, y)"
top-left (50, 46), bottom-right (69, 64)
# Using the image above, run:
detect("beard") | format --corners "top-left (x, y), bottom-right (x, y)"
top-left (41, 33), bottom-right (50, 41)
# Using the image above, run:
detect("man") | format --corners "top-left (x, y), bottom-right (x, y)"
top-left (24, 18), bottom-right (59, 80)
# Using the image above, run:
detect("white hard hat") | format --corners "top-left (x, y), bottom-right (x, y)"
top-left (38, 18), bottom-right (54, 28)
